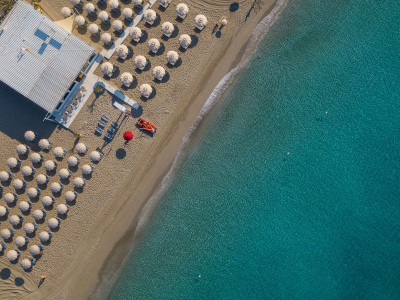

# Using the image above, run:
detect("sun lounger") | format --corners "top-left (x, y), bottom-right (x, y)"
top-left (105, 133), bottom-right (113, 140)
top-left (108, 126), bottom-right (116, 134)
top-left (111, 121), bottom-right (119, 128)
top-left (95, 127), bottom-right (103, 135)
top-left (101, 114), bottom-right (109, 122)
top-left (98, 120), bottom-right (106, 127)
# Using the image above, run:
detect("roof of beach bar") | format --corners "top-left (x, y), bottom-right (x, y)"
top-left (0, 1), bottom-right (95, 112)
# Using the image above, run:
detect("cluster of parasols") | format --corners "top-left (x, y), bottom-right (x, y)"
top-left (0, 131), bottom-right (102, 271)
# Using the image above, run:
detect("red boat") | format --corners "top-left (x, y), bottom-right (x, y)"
top-left (136, 118), bottom-right (157, 133)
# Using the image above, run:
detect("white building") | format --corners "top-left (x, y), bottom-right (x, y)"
top-left (0, 1), bottom-right (96, 121)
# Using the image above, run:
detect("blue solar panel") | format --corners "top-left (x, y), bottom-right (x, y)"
top-left (34, 29), bottom-right (49, 41)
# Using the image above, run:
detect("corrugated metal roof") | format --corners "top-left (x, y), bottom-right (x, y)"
top-left (0, 1), bottom-right (95, 112)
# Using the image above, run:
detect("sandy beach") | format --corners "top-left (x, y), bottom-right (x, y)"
top-left (0, 0), bottom-right (278, 299)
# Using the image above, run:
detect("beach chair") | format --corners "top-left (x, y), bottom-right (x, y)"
top-left (95, 127), bottom-right (103, 135)
top-left (111, 121), bottom-right (119, 128)
top-left (105, 133), bottom-right (113, 140)
top-left (101, 114), bottom-right (109, 122)
top-left (108, 126), bottom-right (116, 134)
top-left (98, 0), bottom-right (106, 3)
top-left (98, 120), bottom-right (106, 127)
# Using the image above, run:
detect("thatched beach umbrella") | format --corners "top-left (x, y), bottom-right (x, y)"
top-left (162, 22), bottom-right (174, 37)
top-left (15, 236), bottom-right (28, 248)
top-left (36, 174), bottom-right (49, 185)
top-left (89, 24), bottom-right (101, 35)
top-left (159, 0), bottom-right (171, 8)
top-left (140, 84), bottom-right (152, 98)
top-left (24, 131), bottom-right (38, 142)
top-left (22, 166), bottom-right (35, 177)
top-left (39, 231), bottom-right (52, 243)
top-left (148, 38), bottom-right (161, 53)
top-left (90, 151), bottom-right (102, 162)
top-left (51, 182), bottom-right (63, 193)
top-left (13, 179), bottom-right (26, 190)
top-left (153, 66), bottom-right (166, 80)
top-left (6, 250), bottom-right (19, 262)
top-left (74, 177), bottom-right (86, 188)
top-left (176, 3), bottom-right (189, 18)
top-left (82, 164), bottom-right (94, 175)
top-left (18, 201), bottom-right (31, 213)
top-left (120, 72), bottom-right (134, 87)
top-left (7, 157), bottom-right (21, 168)
top-left (0, 206), bottom-right (9, 217)
top-left (16, 144), bottom-right (30, 155)
top-left (0, 171), bottom-right (12, 182)
top-left (144, 9), bottom-right (157, 24)
top-left (99, 11), bottom-right (110, 23)
top-left (61, 7), bottom-right (72, 18)
top-left (67, 155), bottom-right (80, 167)
top-left (29, 245), bottom-right (41, 256)
top-left (65, 191), bottom-right (78, 202)
top-left (59, 168), bottom-right (72, 180)
top-left (56, 204), bottom-right (69, 215)
top-left (112, 20), bottom-right (124, 32)
top-left (44, 160), bottom-right (57, 171)
top-left (33, 209), bottom-right (45, 221)
top-left (39, 139), bottom-right (52, 150)
top-left (194, 15), bottom-right (207, 29)
top-left (27, 187), bottom-right (40, 199)
top-left (48, 217), bottom-right (60, 229)
top-left (133, 0), bottom-right (144, 7)
top-left (4, 193), bottom-right (17, 204)
top-left (116, 44), bottom-right (129, 58)
top-left (24, 223), bottom-right (37, 235)
top-left (122, 7), bottom-right (133, 20)
top-left (101, 33), bottom-right (113, 45)
top-left (1, 228), bottom-right (13, 239)
top-left (134, 55), bottom-right (147, 70)
top-left (129, 27), bottom-right (142, 41)
top-left (76, 143), bottom-right (88, 154)
top-left (54, 147), bottom-right (66, 158)
top-left (166, 50), bottom-right (179, 65)
top-left (75, 15), bottom-right (86, 27)
top-left (30, 152), bottom-right (44, 164)
top-left (85, 3), bottom-right (97, 14)
top-left (9, 215), bottom-right (23, 226)
top-left (42, 195), bottom-right (55, 207)
top-left (71, 0), bottom-right (83, 5)
top-left (21, 258), bottom-right (33, 270)
top-left (101, 62), bottom-right (114, 76)
top-left (179, 34), bottom-right (192, 48)
top-left (109, 0), bottom-right (120, 10)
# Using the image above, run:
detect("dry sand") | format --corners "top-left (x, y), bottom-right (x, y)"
top-left (0, 0), bottom-right (278, 299)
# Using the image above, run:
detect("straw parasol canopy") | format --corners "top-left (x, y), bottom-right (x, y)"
top-left (24, 131), bottom-right (36, 142)
top-left (129, 27), bottom-right (142, 40)
top-left (140, 84), bottom-right (152, 98)
top-left (159, 0), bottom-right (170, 5)
top-left (27, 187), bottom-right (39, 198)
top-left (144, 9), bottom-right (157, 23)
top-left (54, 147), bottom-right (65, 158)
top-left (162, 22), bottom-right (174, 36)
top-left (74, 177), bottom-right (86, 188)
top-left (166, 50), bottom-right (179, 65)
top-left (90, 151), bottom-right (102, 162)
top-left (82, 164), bottom-right (94, 175)
top-left (57, 204), bottom-right (69, 215)
top-left (24, 223), bottom-right (36, 234)
top-left (75, 15), bottom-right (86, 26)
top-left (18, 201), bottom-right (31, 212)
top-left (153, 66), bottom-right (166, 80)
top-left (36, 174), bottom-right (48, 185)
top-left (15, 236), bottom-right (27, 247)
top-left (51, 182), bottom-right (63, 193)
top-left (148, 38), bottom-right (161, 52)
top-left (13, 179), bottom-right (25, 190)
top-left (134, 55), bottom-right (147, 69)
top-left (101, 33), bottom-right (112, 44)
top-left (176, 3), bottom-right (189, 17)
top-left (194, 15), bottom-right (208, 28)
top-left (98, 11), bottom-right (109, 22)
top-left (59, 168), bottom-right (71, 179)
top-left (0, 171), bottom-right (10, 181)
top-left (89, 24), bottom-right (100, 35)
top-left (122, 7), bottom-right (133, 19)
top-left (101, 62), bottom-right (114, 76)
top-left (61, 7), bottom-right (72, 18)
top-left (67, 156), bottom-right (80, 167)
top-left (85, 3), bottom-right (96, 13)
top-left (39, 231), bottom-right (50, 242)
top-left (39, 139), bottom-right (51, 150)
top-left (71, 0), bottom-right (81, 5)
top-left (109, 0), bottom-right (120, 9)
top-left (48, 218), bottom-right (59, 229)
top-left (42, 196), bottom-right (54, 207)
top-left (1, 229), bottom-right (11, 239)
top-left (33, 210), bottom-right (44, 221)
top-left (116, 44), bottom-right (129, 58)
top-left (21, 259), bottom-right (32, 270)
top-left (22, 166), bottom-right (34, 176)
top-left (120, 72), bottom-right (134, 86)
top-left (7, 157), bottom-right (19, 168)
top-left (65, 191), bottom-right (77, 202)
top-left (76, 142), bottom-right (88, 154)
top-left (16, 144), bottom-right (28, 155)
top-left (179, 34), bottom-right (192, 48)
top-left (0, 206), bottom-right (8, 217)
top-left (6, 250), bottom-right (18, 262)
top-left (112, 20), bottom-right (124, 31)
top-left (4, 193), bottom-right (16, 204)
top-left (9, 215), bottom-right (21, 226)
top-left (133, 0), bottom-right (144, 6)
top-left (30, 245), bottom-right (41, 256)
top-left (44, 160), bottom-right (57, 171)
top-left (30, 152), bottom-right (43, 164)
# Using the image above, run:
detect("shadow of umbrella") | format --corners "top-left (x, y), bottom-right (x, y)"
top-left (230, 2), bottom-right (239, 12)
top-left (0, 268), bottom-right (11, 280)
top-left (15, 277), bottom-right (24, 286)
top-left (116, 148), bottom-right (127, 159)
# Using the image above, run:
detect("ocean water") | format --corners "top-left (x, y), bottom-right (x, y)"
top-left (99, 0), bottom-right (400, 299)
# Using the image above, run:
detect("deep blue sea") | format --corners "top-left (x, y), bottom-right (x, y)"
top-left (99, 0), bottom-right (400, 299)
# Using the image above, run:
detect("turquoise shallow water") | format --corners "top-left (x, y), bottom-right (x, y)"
top-left (100, 0), bottom-right (400, 299)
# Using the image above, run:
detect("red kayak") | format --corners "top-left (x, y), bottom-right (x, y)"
top-left (136, 118), bottom-right (157, 133)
